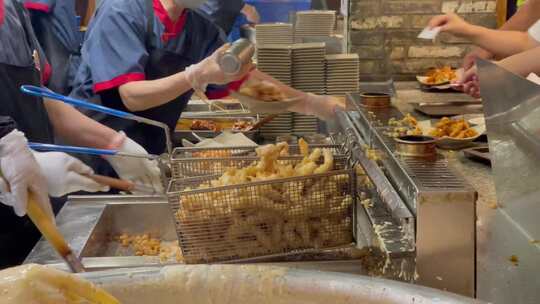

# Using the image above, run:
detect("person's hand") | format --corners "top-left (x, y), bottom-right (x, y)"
top-left (242, 4), bottom-right (260, 24)
top-left (185, 44), bottom-right (254, 91)
top-left (288, 93), bottom-right (345, 121)
top-left (103, 132), bottom-right (163, 194)
top-left (428, 13), bottom-right (474, 37)
top-left (462, 47), bottom-right (493, 71)
top-left (32, 152), bottom-right (109, 197)
top-left (457, 65), bottom-right (481, 98)
top-left (0, 130), bottom-right (53, 219)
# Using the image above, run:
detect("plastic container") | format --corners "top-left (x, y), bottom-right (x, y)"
top-left (245, 0), bottom-right (311, 23)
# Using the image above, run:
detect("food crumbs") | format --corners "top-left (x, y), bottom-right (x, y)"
top-left (509, 255), bottom-right (519, 266)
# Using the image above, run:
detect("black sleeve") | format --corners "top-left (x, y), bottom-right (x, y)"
top-left (0, 117), bottom-right (18, 138)
top-left (98, 88), bottom-right (131, 113)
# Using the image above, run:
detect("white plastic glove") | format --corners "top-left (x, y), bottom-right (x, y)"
top-left (288, 93), bottom-right (345, 121)
top-left (32, 152), bottom-right (109, 197)
top-left (0, 130), bottom-right (53, 219)
top-left (103, 132), bottom-right (163, 194)
top-left (184, 44), bottom-right (253, 92)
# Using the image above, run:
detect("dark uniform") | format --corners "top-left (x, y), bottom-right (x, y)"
top-left (0, 0), bottom-right (54, 268)
top-left (70, 0), bottom-right (240, 158)
top-left (23, 0), bottom-right (82, 95)
top-left (198, 0), bottom-right (245, 34)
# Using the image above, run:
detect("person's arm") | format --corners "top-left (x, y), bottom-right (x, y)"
top-left (43, 100), bottom-right (123, 149)
top-left (117, 71), bottom-right (193, 112)
top-left (249, 70), bottom-right (345, 120)
top-left (501, 0), bottom-right (540, 31)
top-left (498, 46), bottom-right (540, 76)
top-left (44, 100), bottom-right (163, 192)
top-left (429, 13), bottom-right (540, 58)
top-left (462, 0), bottom-right (540, 68)
top-left (466, 27), bottom-right (539, 57)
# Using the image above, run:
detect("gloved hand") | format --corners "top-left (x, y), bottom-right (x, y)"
top-left (32, 152), bottom-right (109, 197)
top-left (103, 132), bottom-right (163, 194)
top-left (185, 44), bottom-right (254, 92)
top-left (0, 130), bottom-right (53, 219)
top-left (288, 93), bottom-right (345, 121)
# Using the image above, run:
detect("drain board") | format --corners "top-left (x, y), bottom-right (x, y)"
top-left (335, 93), bottom-right (477, 297)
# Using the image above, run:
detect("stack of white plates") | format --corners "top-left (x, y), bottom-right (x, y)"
top-left (295, 10), bottom-right (336, 39)
top-left (325, 54), bottom-right (360, 96)
top-left (255, 23), bottom-right (294, 45)
top-left (292, 43), bottom-right (326, 95)
top-left (293, 113), bottom-right (320, 136)
top-left (259, 113), bottom-right (294, 139)
top-left (257, 45), bottom-right (293, 85)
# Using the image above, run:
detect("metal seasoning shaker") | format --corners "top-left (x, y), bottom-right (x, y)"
top-left (219, 38), bottom-right (255, 75)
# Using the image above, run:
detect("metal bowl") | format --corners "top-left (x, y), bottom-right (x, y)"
top-left (360, 92), bottom-right (392, 109)
top-left (394, 135), bottom-right (437, 158)
top-left (81, 265), bottom-right (485, 304)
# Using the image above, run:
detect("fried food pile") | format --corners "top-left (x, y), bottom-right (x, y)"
top-left (116, 233), bottom-right (183, 263)
top-left (425, 66), bottom-right (457, 85)
top-left (207, 139), bottom-right (334, 186)
top-left (429, 117), bottom-right (478, 139)
top-left (192, 150), bottom-right (232, 158)
top-left (232, 120), bottom-right (253, 131)
top-left (239, 81), bottom-right (287, 102)
top-left (175, 139), bottom-right (353, 261)
top-left (190, 120), bottom-right (220, 132)
top-left (386, 113), bottom-right (423, 137)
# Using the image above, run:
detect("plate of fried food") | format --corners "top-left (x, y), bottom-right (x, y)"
top-left (425, 116), bottom-right (486, 149)
top-left (231, 80), bottom-right (302, 114)
top-left (416, 66), bottom-right (459, 89)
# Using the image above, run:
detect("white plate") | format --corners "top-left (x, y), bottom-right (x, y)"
top-left (416, 75), bottom-right (451, 87)
top-left (230, 92), bottom-right (301, 114)
top-left (421, 122), bottom-right (486, 150)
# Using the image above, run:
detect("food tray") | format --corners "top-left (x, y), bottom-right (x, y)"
top-left (166, 169), bottom-right (356, 264)
top-left (174, 116), bottom-right (258, 143)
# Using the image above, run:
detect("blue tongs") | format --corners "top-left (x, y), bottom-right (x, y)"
top-left (20, 85), bottom-right (173, 155)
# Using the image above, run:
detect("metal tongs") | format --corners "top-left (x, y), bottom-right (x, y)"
top-left (20, 85), bottom-right (173, 155)
top-left (28, 143), bottom-right (158, 194)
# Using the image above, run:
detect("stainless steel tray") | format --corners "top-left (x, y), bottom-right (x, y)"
top-left (25, 196), bottom-right (370, 272)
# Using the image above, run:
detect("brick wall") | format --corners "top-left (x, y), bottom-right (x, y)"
top-left (348, 0), bottom-right (498, 80)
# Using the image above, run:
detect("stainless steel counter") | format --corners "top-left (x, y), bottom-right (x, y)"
top-left (26, 83), bottom-right (526, 302)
